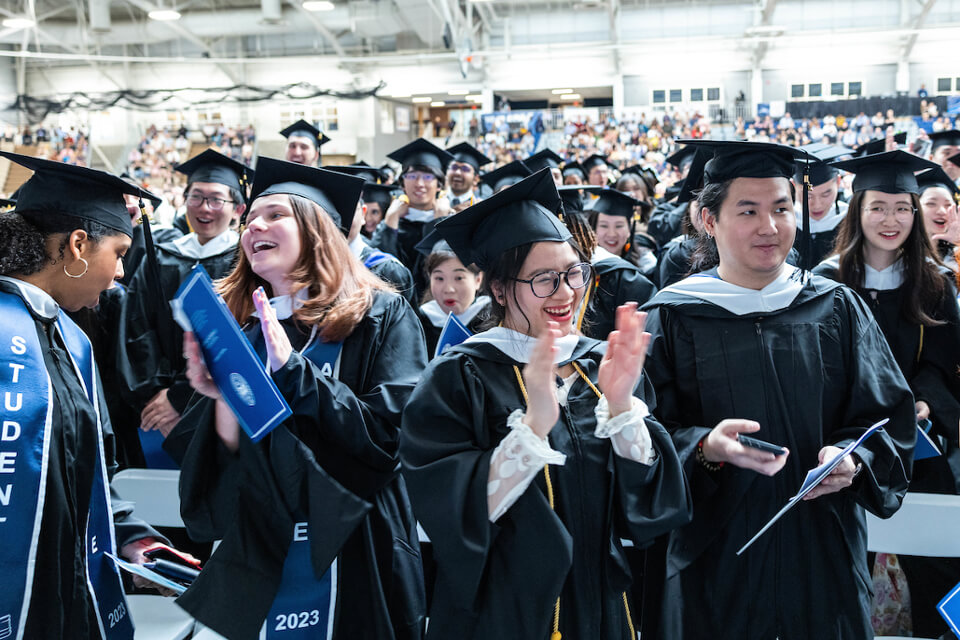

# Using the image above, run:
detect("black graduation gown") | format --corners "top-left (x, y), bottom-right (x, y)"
top-left (360, 243), bottom-right (417, 307)
top-left (117, 237), bottom-right (238, 417)
top-left (793, 225), bottom-right (840, 268)
top-left (170, 291), bottom-right (428, 640)
top-left (370, 218), bottom-right (437, 297)
top-left (658, 235), bottom-right (699, 288)
top-left (0, 281), bottom-right (162, 639)
top-left (647, 201), bottom-right (685, 250)
top-left (584, 256), bottom-right (658, 341)
top-left (416, 302), bottom-right (489, 358)
top-left (120, 224), bottom-right (183, 287)
top-left (399, 337), bottom-right (692, 640)
top-left (641, 273), bottom-right (915, 640)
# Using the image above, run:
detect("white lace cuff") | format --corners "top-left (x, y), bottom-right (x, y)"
top-left (488, 409), bottom-right (566, 522)
top-left (594, 395), bottom-right (656, 465)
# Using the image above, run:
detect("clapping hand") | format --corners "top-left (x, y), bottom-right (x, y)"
top-left (598, 303), bottom-right (650, 416)
top-left (522, 323), bottom-right (561, 438)
top-left (252, 287), bottom-right (292, 373)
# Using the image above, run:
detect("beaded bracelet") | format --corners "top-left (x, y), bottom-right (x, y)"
top-left (697, 438), bottom-right (724, 472)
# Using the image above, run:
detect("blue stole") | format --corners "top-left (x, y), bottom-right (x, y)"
top-left (138, 430), bottom-right (178, 469)
top-left (363, 249), bottom-right (396, 270)
top-left (0, 290), bottom-right (133, 640)
top-left (263, 334), bottom-right (342, 639)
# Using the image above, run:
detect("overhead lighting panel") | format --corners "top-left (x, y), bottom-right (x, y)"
top-left (302, 1), bottom-right (335, 11)
top-left (2, 16), bottom-right (36, 28)
top-left (148, 8), bottom-right (181, 21)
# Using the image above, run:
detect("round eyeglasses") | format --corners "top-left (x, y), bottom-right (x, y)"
top-left (510, 262), bottom-right (594, 298)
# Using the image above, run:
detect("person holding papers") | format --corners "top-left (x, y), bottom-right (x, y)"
top-left (0, 153), bottom-right (173, 639)
top-left (641, 140), bottom-right (915, 639)
top-left (415, 236), bottom-right (489, 358)
top-left (118, 149), bottom-right (250, 466)
top-left (813, 151), bottom-right (960, 637)
top-left (399, 169), bottom-right (691, 640)
top-left (175, 157), bottom-right (428, 639)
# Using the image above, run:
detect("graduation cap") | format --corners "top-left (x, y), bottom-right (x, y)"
top-left (249, 156), bottom-right (364, 233)
top-left (361, 183), bottom-right (398, 211)
top-left (915, 167), bottom-right (960, 199)
top-left (434, 168), bottom-right (569, 270)
top-left (675, 148), bottom-right (712, 205)
top-left (446, 142), bottom-right (492, 173)
top-left (413, 228), bottom-right (456, 257)
top-left (831, 150), bottom-right (939, 195)
top-left (557, 185), bottom-right (603, 217)
top-left (480, 160), bottom-right (533, 193)
top-left (0, 151), bottom-right (159, 237)
top-left (119, 172), bottom-right (162, 207)
top-left (175, 149), bottom-right (251, 194)
top-left (279, 119), bottom-right (332, 150)
top-left (947, 151), bottom-right (960, 168)
top-left (0, 197), bottom-right (14, 210)
top-left (561, 161), bottom-right (586, 181)
top-left (622, 164), bottom-right (660, 185)
top-left (387, 138), bottom-right (455, 175)
top-left (928, 130), bottom-right (960, 150)
top-left (593, 189), bottom-right (644, 219)
top-left (325, 164), bottom-right (381, 184)
top-left (378, 163), bottom-right (396, 182)
top-left (794, 144), bottom-right (853, 187)
top-left (582, 154), bottom-right (613, 177)
top-left (856, 132), bottom-right (907, 157)
top-left (525, 149), bottom-right (564, 173)
top-left (666, 145), bottom-right (697, 171)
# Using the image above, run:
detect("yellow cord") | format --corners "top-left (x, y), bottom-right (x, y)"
top-left (917, 324), bottom-right (924, 363)
top-left (623, 592), bottom-right (636, 639)
top-left (575, 276), bottom-right (597, 333)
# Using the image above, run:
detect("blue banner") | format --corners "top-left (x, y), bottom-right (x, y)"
top-left (170, 266), bottom-right (292, 443)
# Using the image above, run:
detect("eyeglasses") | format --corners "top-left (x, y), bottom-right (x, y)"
top-left (447, 163), bottom-right (475, 174)
top-left (186, 193), bottom-right (234, 211)
top-left (865, 205), bottom-right (915, 221)
top-left (403, 172), bottom-right (438, 183)
top-left (510, 263), bottom-right (593, 298)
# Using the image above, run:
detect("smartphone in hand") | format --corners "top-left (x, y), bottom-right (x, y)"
top-left (738, 434), bottom-right (787, 456)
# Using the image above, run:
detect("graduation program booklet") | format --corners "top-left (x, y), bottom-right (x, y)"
top-left (736, 418), bottom-right (888, 556)
top-left (170, 265), bottom-right (292, 443)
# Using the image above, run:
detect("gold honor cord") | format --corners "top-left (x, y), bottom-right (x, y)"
top-left (511, 362), bottom-right (636, 639)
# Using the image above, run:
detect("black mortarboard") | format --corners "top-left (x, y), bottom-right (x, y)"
top-left (622, 165), bottom-right (660, 186)
top-left (361, 183), bottom-right (398, 211)
top-left (387, 138), bottom-right (454, 174)
top-left (916, 167), bottom-right (960, 198)
top-left (175, 149), bottom-right (251, 193)
top-left (557, 185), bottom-right (603, 217)
top-left (0, 198), bottom-right (14, 209)
top-left (479, 160), bottom-right (533, 193)
top-left (446, 142), bottom-right (492, 172)
top-left (413, 229), bottom-right (455, 257)
top-left (666, 145), bottom-right (697, 170)
top-left (325, 164), bottom-right (381, 184)
top-left (794, 144), bottom-right (852, 186)
top-left (356, 160), bottom-right (372, 167)
top-left (1, 151), bottom-right (159, 237)
top-left (856, 132), bottom-right (907, 157)
top-left (592, 189), bottom-right (643, 219)
top-left (676, 148), bottom-right (711, 205)
top-left (434, 168), bottom-right (570, 270)
top-left (279, 119), bottom-right (332, 149)
top-left (525, 149), bottom-right (564, 173)
top-left (249, 156), bottom-right (364, 233)
top-left (947, 151), bottom-right (960, 168)
top-left (378, 164), bottom-right (396, 181)
top-left (119, 172), bottom-right (162, 206)
top-left (561, 161), bottom-right (586, 180)
top-left (928, 131), bottom-right (960, 150)
top-left (831, 150), bottom-right (939, 195)
top-left (582, 154), bottom-right (613, 175)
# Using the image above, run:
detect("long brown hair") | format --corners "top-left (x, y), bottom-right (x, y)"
top-left (831, 190), bottom-right (945, 327)
top-left (218, 194), bottom-right (390, 341)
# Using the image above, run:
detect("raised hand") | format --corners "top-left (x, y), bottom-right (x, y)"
top-left (384, 198), bottom-right (409, 229)
top-left (598, 303), bottom-right (650, 416)
top-left (701, 419), bottom-right (790, 476)
top-left (182, 331), bottom-right (220, 400)
top-left (521, 322), bottom-right (561, 438)
top-left (253, 287), bottom-right (293, 373)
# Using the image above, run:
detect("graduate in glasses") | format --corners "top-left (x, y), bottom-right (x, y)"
top-left (400, 169), bottom-right (691, 640)
top-left (813, 151), bottom-right (960, 637)
top-left (642, 141), bottom-right (915, 640)
top-left (117, 149), bottom-right (251, 467)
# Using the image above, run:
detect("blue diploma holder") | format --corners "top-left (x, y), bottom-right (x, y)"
top-left (434, 313), bottom-right (473, 359)
top-left (915, 418), bottom-right (942, 461)
top-left (171, 265), bottom-right (291, 442)
top-left (939, 580), bottom-right (960, 636)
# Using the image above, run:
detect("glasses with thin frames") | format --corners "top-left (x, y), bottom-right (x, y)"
top-left (510, 262), bottom-right (593, 298)
top-left (865, 205), bottom-right (915, 222)
top-left (186, 193), bottom-right (234, 211)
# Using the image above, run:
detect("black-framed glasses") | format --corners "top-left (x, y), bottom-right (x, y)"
top-left (186, 193), bottom-right (235, 211)
top-left (510, 263), bottom-right (593, 298)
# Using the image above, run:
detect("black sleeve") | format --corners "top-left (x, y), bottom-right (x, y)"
top-left (911, 278), bottom-right (960, 444)
top-left (369, 221), bottom-right (400, 257)
top-left (374, 259), bottom-right (418, 307)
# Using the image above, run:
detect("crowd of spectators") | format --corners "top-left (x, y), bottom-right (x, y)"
top-left (1, 124), bottom-right (89, 165)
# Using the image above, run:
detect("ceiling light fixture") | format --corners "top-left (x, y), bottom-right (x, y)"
top-left (147, 8), bottom-right (181, 21)
top-left (302, 1), bottom-right (335, 11)
top-left (2, 16), bottom-right (35, 29)
top-left (447, 90), bottom-right (470, 96)
top-left (560, 93), bottom-right (582, 100)
top-left (430, 101), bottom-right (446, 107)
top-left (551, 88), bottom-right (574, 94)
top-left (465, 94), bottom-right (483, 101)
top-left (412, 97), bottom-right (432, 103)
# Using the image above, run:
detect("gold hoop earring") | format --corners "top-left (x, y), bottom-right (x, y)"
top-left (64, 258), bottom-right (88, 279)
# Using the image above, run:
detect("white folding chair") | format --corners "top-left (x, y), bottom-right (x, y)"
top-left (112, 468), bottom-right (197, 640)
top-left (866, 492), bottom-right (960, 640)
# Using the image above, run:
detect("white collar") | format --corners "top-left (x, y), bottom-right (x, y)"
top-left (420, 296), bottom-right (491, 328)
top-left (405, 207), bottom-right (435, 223)
top-left (463, 325), bottom-right (579, 364)
top-left (251, 288), bottom-right (310, 320)
top-left (348, 235), bottom-right (367, 258)
top-left (795, 200), bottom-right (848, 233)
top-left (591, 246), bottom-right (618, 263)
top-left (0, 275), bottom-right (60, 320)
top-left (450, 190), bottom-right (474, 203)
top-left (661, 265), bottom-right (804, 315)
top-left (864, 258), bottom-right (905, 290)
top-left (172, 229), bottom-right (238, 259)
